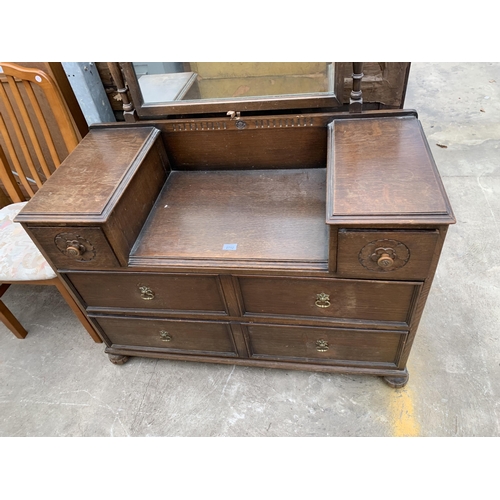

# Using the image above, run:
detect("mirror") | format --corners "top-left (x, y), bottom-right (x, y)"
top-left (133, 62), bottom-right (336, 103)
top-left (120, 62), bottom-right (342, 117)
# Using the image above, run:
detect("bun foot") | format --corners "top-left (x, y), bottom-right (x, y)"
top-left (108, 354), bottom-right (130, 365)
top-left (383, 369), bottom-right (409, 388)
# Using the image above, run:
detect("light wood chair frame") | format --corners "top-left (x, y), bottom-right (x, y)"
top-left (0, 62), bottom-right (101, 342)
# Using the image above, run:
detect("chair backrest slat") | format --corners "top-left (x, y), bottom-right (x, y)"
top-left (2, 64), bottom-right (79, 153)
top-left (0, 112), bottom-right (36, 197)
top-left (0, 62), bottom-right (81, 203)
top-left (0, 79), bottom-right (44, 188)
top-left (22, 80), bottom-right (62, 167)
top-left (6, 75), bottom-right (53, 180)
top-left (0, 144), bottom-right (24, 202)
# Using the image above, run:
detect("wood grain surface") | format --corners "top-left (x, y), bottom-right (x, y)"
top-left (15, 107), bottom-right (456, 384)
top-left (67, 272), bottom-right (227, 314)
top-left (160, 126), bottom-right (327, 170)
top-left (95, 316), bottom-right (237, 355)
top-left (328, 116), bottom-right (455, 224)
top-left (132, 168), bottom-right (329, 267)
top-left (27, 226), bottom-right (120, 269)
top-left (94, 316), bottom-right (236, 356)
top-left (336, 229), bottom-right (439, 280)
top-left (237, 275), bottom-right (419, 325)
top-left (244, 323), bottom-right (406, 365)
top-left (18, 127), bottom-right (157, 218)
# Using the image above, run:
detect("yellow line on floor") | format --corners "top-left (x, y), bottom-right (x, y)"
top-left (389, 385), bottom-right (420, 437)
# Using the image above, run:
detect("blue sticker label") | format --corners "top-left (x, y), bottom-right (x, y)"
top-left (223, 244), bottom-right (238, 251)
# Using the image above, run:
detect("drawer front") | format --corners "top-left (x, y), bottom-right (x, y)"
top-left (245, 323), bottom-right (407, 366)
top-left (94, 316), bottom-right (237, 356)
top-left (336, 229), bottom-right (439, 280)
top-left (68, 272), bottom-right (227, 314)
top-left (237, 276), bottom-right (419, 325)
top-left (28, 226), bottom-right (120, 269)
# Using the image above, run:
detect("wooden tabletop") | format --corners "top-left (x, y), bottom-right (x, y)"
top-left (327, 116), bottom-right (455, 225)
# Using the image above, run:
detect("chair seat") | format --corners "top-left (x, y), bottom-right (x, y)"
top-left (0, 202), bottom-right (56, 281)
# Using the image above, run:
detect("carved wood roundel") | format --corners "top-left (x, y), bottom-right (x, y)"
top-left (358, 239), bottom-right (410, 272)
top-left (54, 232), bottom-right (96, 261)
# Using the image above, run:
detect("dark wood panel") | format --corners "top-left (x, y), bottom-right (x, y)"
top-left (131, 169), bottom-right (329, 268)
top-left (105, 344), bottom-right (408, 377)
top-left (228, 322), bottom-right (250, 357)
top-left (160, 125), bottom-right (327, 170)
top-left (336, 229), bottom-right (439, 280)
top-left (18, 127), bottom-right (158, 218)
top-left (95, 316), bottom-right (236, 356)
top-left (17, 126), bottom-right (169, 267)
top-left (105, 136), bottom-right (169, 265)
top-left (245, 323), bottom-right (406, 365)
top-left (219, 275), bottom-right (243, 317)
top-left (26, 226), bottom-right (120, 269)
top-left (237, 276), bottom-right (420, 325)
top-left (67, 272), bottom-right (227, 314)
top-left (12, 103), bottom-right (454, 386)
top-left (327, 117), bottom-right (455, 225)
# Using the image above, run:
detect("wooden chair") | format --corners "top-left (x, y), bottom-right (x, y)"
top-left (0, 62), bottom-right (101, 342)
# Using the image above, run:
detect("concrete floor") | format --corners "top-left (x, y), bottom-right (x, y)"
top-left (1, 62), bottom-right (499, 437)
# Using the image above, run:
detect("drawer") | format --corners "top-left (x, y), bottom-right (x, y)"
top-left (336, 229), bottom-right (439, 280)
top-left (94, 316), bottom-right (237, 356)
top-left (244, 323), bottom-right (407, 366)
top-left (67, 272), bottom-right (227, 314)
top-left (27, 226), bottom-right (120, 269)
top-left (237, 276), bottom-right (420, 326)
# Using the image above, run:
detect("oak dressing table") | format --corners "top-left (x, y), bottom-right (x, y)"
top-left (16, 63), bottom-right (455, 387)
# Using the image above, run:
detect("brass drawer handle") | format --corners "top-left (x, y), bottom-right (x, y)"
top-left (316, 339), bottom-right (329, 352)
top-left (159, 330), bottom-right (172, 342)
top-left (315, 293), bottom-right (331, 308)
top-left (139, 285), bottom-right (155, 300)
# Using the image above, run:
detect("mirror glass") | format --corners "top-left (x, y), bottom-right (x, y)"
top-left (132, 62), bottom-right (336, 104)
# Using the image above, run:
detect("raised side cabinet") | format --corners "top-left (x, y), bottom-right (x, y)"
top-left (16, 111), bottom-right (455, 388)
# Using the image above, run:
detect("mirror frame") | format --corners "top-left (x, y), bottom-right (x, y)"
top-left (120, 62), bottom-right (344, 118)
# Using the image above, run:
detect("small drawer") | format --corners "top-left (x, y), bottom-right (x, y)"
top-left (27, 226), bottom-right (120, 269)
top-left (244, 323), bottom-right (407, 366)
top-left (94, 316), bottom-right (237, 356)
top-left (68, 272), bottom-right (227, 314)
top-left (237, 275), bottom-right (420, 326)
top-left (336, 229), bottom-right (439, 280)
